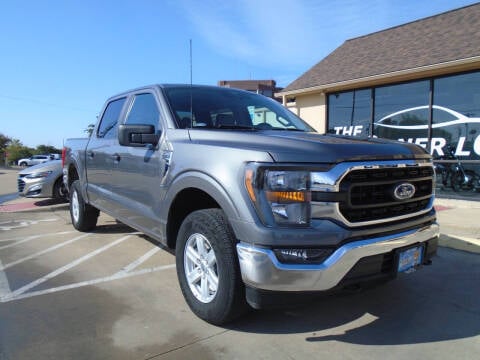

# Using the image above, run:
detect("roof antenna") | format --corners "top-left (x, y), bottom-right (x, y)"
top-left (189, 39), bottom-right (193, 128)
top-left (190, 39), bottom-right (193, 86)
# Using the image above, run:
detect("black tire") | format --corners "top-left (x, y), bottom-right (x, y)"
top-left (465, 170), bottom-right (478, 192)
top-left (69, 180), bottom-right (99, 231)
top-left (53, 177), bottom-right (68, 200)
top-left (451, 172), bottom-right (463, 192)
top-left (175, 209), bottom-right (248, 325)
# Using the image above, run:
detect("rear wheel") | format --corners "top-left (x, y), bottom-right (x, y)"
top-left (69, 180), bottom-right (99, 231)
top-left (175, 209), bottom-right (248, 325)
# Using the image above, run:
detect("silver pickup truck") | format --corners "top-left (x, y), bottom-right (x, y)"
top-left (63, 84), bottom-right (439, 324)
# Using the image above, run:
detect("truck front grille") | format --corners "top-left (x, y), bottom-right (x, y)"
top-left (339, 166), bottom-right (434, 223)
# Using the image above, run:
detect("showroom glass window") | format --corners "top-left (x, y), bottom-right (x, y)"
top-left (433, 72), bottom-right (480, 161)
top-left (326, 71), bottom-right (480, 197)
top-left (328, 89), bottom-right (371, 137)
top-left (373, 80), bottom-right (430, 146)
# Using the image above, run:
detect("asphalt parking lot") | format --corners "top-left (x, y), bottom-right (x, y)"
top-left (1, 169), bottom-right (479, 359)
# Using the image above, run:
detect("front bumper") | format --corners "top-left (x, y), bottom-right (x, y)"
top-left (236, 223), bottom-right (439, 292)
top-left (17, 176), bottom-right (54, 198)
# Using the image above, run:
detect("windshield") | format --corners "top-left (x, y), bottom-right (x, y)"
top-left (163, 86), bottom-right (314, 132)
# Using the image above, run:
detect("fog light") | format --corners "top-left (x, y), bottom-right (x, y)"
top-left (274, 248), bottom-right (334, 264)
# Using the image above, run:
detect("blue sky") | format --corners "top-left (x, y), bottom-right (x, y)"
top-left (0, 0), bottom-right (478, 149)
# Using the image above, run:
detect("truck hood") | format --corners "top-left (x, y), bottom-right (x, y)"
top-left (188, 130), bottom-right (430, 163)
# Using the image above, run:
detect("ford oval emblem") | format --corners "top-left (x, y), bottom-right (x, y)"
top-left (393, 183), bottom-right (416, 201)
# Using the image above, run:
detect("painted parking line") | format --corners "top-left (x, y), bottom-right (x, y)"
top-left (0, 231), bottom-right (76, 243)
top-left (0, 259), bottom-right (12, 299)
top-left (1, 263), bottom-right (176, 303)
top-left (114, 247), bottom-right (161, 276)
top-left (0, 233), bottom-right (91, 271)
top-left (1, 234), bottom-right (133, 301)
top-left (0, 218), bottom-right (58, 231)
top-left (0, 231), bottom-right (78, 250)
top-left (0, 227), bottom-right (174, 303)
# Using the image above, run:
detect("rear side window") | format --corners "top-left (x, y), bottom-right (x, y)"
top-left (97, 98), bottom-right (126, 138)
top-left (125, 93), bottom-right (160, 131)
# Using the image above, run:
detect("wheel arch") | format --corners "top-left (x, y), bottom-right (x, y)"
top-left (66, 161), bottom-right (90, 203)
top-left (164, 172), bottom-right (244, 249)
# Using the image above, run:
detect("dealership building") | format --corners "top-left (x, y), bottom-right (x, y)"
top-left (278, 3), bottom-right (480, 197)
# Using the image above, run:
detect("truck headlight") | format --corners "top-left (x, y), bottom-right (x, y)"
top-left (245, 166), bottom-right (311, 226)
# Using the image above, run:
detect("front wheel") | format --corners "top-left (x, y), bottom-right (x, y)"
top-left (176, 209), bottom-right (248, 325)
top-left (69, 180), bottom-right (99, 231)
top-left (53, 177), bottom-right (68, 200)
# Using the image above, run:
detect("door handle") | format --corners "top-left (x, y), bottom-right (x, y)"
top-left (112, 153), bottom-right (121, 162)
top-left (87, 151), bottom-right (94, 159)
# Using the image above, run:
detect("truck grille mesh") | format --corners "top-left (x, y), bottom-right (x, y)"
top-left (339, 166), bottom-right (434, 223)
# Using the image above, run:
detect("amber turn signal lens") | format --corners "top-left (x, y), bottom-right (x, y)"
top-left (245, 168), bottom-right (256, 202)
top-left (265, 191), bottom-right (311, 203)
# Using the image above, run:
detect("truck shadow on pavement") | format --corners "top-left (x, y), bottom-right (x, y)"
top-left (85, 220), bottom-right (175, 255)
top-left (33, 198), bottom-right (69, 206)
top-left (231, 247), bottom-right (480, 346)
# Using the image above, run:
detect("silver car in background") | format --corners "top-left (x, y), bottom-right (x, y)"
top-left (17, 160), bottom-right (67, 199)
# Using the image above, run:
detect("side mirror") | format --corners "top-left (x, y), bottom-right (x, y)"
top-left (118, 124), bottom-right (160, 147)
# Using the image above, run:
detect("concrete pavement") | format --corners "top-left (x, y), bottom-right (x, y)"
top-left (435, 198), bottom-right (480, 254)
top-left (1, 166), bottom-right (480, 254)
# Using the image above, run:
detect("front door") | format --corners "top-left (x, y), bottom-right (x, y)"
top-left (111, 92), bottom-right (169, 236)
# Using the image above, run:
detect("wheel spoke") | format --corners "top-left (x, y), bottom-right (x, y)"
top-left (199, 275), bottom-right (208, 298)
top-left (186, 245), bottom-right (200, 264)
top-left (187, 268), bottom-right (202, 285)
top-left (206, 268), bottom-right (218, 289)
top-left (206, 249), bottom-right (216, 267)
top-left (196, 235), bottom-right (207, 257)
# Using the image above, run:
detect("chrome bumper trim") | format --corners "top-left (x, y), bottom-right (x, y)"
top-left (236, 223), bottom-right (439, 292)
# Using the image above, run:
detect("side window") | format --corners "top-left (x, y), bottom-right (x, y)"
top-left (97, 98), bottom-right (126, 138)
top-left (125, 93), bottom-right (160, 131)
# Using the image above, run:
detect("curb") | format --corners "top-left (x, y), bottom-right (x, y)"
top-left (0, 199), bottom-right (69, 213)
top-left (438, 234), bottom-right (480, 254)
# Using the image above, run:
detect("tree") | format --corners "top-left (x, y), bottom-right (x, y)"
top-left (35, 145), bottom-right (61, 155)
top-left (6, 139), bottom-right (33, 165)
top-left (0, 133), bottom-right (11, 151)
top-left (0, 133), bottom-right (11, 166)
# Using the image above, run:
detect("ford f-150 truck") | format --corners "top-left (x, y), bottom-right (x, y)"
top-left (63, 84), bottom-right (439, 324)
